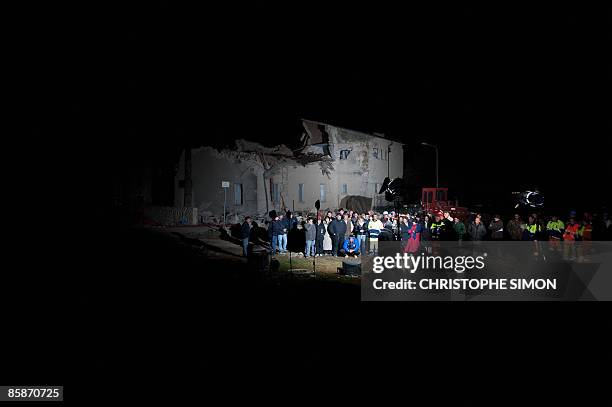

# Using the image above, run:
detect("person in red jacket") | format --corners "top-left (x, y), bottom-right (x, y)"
top-left (563, 217), bottom-right (580, 261)
top-left (403, 217), bottom-right (423, 254)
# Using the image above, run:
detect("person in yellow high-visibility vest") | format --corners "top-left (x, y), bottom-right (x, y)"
top-left (546, 215), bottom-right (565, 252)
top-left (522, 216), bottom-right (541, 256)
top-left (522, 217), bottom-right (539, 240)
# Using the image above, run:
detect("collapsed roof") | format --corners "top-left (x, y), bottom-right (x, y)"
top-left (199, 119), bottom-right (386, 178)
top-left (233, 133), bottom-right (334, 177)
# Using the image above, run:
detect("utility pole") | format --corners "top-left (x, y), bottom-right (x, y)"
top-left (387, 144), bottom-right (391, 178)
top-left (222, 181), bottom-right (230, 224)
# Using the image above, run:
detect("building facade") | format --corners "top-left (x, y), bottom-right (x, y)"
top-left (175, 120), bottom-right (404, 222)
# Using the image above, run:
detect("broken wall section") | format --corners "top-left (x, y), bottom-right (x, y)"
top-left (175, 146), bottom-right (266, 223)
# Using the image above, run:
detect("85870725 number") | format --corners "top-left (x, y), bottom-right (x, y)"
top-left (7, 387), bottom-right (60, 398)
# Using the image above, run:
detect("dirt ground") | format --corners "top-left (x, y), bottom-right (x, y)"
top-left (158, 225), bottom-right (361, 285)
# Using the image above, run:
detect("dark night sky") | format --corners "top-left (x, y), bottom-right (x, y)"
top-left (8, 4), bottom-right (610, 393)
top-left (27, 3), bottom-right (611, 213)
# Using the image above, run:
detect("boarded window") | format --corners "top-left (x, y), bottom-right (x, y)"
top-left (373, 147), bottom-right (389, 160)
top-left (272, 183), bottom-right (280, 203)
top-left (298, 183), bottom-right (304, 202)
top-left (234, 183), bottom-right (243, 205)
top-left (320, 183), bottom-right (326, 203)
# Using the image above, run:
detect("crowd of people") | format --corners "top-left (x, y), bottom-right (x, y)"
top-left (237, 208), bottom-right (612, 260)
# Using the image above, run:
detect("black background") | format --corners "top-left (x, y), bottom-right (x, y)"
top-left (8, 2), bottom-right (612, 404)
top-left (25, 3), bottom-right (612, 212)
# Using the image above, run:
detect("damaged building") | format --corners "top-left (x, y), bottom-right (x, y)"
top-left (174, 119), bottom-right (404, 223)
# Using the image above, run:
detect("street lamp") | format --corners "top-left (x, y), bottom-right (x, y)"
top-left (420, 142), bottom-right (439, 188)
top-left (387, 143), bottom-right (392, 178)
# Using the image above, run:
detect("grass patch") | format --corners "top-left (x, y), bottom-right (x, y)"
top-left (272, 254), bottom-right (361, 285)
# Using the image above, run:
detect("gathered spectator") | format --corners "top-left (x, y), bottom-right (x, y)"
top-left (315, 218), bottom-right (326, 256)
top-left (276, 214), bottom-right (287, 254)
top-left (489, 214), bottom-right (504, 240)
top-left (383, 211), bottom-right (394, 230)
top-left (429, 212), bottom-right (445, 254)
top-left (563, 217), bottom-right (580, 241)
top-left (421, 215), bottom-right (432, 241)
top-left (323, 217), bottom-right (333, 254)
top-left (351, 213), bottom-right (359, 232)
top-left (304, 218), bottom-right (316, 257)
top-left (355, 215), bottom-right (368, 253)
top-left (440, 211), bottom-right (455, 241)
top-left (327, 214), bottom-right (347, 256)
top-left (522, 215), bottom-right (539, 241)
top-left (468, 214), bottom-right (487, 241)
top-left (578, 218), bottom-right (593, 241)
top-left (336, 214), bottom-right (348, 255)
top-left (507, 214), bottom-right (523, 241)
top-left (420, 215), bottom-right (432, 254)
top-left (341, 235), bottom-right (361, 257)
top-left (399, 216), bottom-right (411, 242)
top-left (563, 217), bottom-right (580, 260)
top-left (537, 218), bottom-right (548, 241)
top-left (269, 216), bottom-right (283, 254)
top-left (454, 217), bottom-right (466, 241)
top-left (367, 214), bottom-right (384, 255)
top-left (546, 215), bottom-right (564, 251)
top-left (240, 216), bottom-right (253, 257)
top-left (430, 213), bottom-right (444, 241)
top-left (403, 216), bottom-right (422, 254)
top-left (378, 224), bottom-right (394, 241)
top-left (281, 211), bottom-right (297, 253)
top-left (343, 213), bottom-right (354, 240)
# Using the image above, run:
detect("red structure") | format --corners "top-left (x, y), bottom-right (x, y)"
top-left (421, 187), bottom-right (468, 219)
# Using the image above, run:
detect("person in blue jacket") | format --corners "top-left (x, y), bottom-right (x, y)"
top-left (340, 235), bottom-right (361, 257)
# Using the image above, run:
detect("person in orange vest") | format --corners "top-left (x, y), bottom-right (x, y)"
top-left (563, 217), bottom-right (580, 261)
